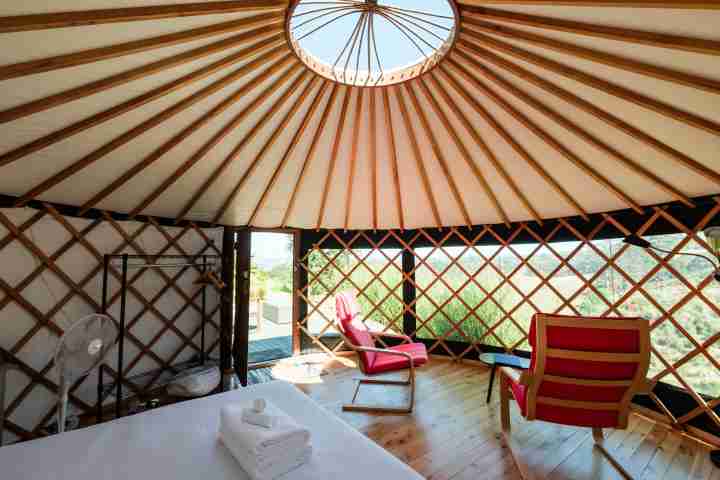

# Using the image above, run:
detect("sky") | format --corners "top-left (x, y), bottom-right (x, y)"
top-left (290, 0), bottom-right (455, 78)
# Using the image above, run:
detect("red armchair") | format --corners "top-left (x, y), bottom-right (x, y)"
top-left (335, 291), bottom-right (428, 413)
top-left (499, 313), bottom-right (651, 479)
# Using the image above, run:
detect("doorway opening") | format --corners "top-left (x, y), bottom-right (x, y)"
top-left (249, 231), bottom-right (294, 364)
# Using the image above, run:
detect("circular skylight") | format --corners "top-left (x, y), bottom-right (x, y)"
top-left (287, 0), bottom-right (458, 87)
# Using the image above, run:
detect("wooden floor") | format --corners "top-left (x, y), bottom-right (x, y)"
top-left (267, 355), bottom-right (718, 480)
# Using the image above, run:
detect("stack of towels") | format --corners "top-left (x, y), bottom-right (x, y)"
top-left (219, 398), bottom-right (312, 480)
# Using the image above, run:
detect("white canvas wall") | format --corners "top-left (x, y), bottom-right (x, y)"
top-left (0, 207), bottom-right (223, 445)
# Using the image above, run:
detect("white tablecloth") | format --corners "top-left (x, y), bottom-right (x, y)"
top-left (0, 380), bottom-right (422, 480)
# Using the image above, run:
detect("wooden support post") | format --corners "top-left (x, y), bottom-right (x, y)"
top-left (220, 228), bottom-right (235, 385)
top-left (402, 249), bottom-right (416, 339)
top-left (233, 228), bottom-right (251, 387)
top-left (296, 233), bottom-right (311, 354)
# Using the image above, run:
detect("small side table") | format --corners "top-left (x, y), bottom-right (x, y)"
top-left (478, 353), bottom-right (530, 403)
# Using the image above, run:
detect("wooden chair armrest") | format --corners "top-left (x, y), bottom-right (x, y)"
top-left (500, 366), bottom-right (531, 386)
top-left (369, 331), bottom-right (413, 343)
top-left (352, 345), bottom-right (414, 369)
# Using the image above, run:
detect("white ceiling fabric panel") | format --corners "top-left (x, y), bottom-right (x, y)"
top-left (0, 0), bottom-right (717, 229)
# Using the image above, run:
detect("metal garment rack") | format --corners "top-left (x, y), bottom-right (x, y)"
top-left (98, 254), bottom-right (221, 422)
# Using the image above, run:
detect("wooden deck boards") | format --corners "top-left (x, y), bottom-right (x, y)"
top-left (267, 355), bottom-right (717, 480)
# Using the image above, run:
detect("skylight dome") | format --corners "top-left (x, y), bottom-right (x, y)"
top-left (288, 0), bottom-right (457, 87)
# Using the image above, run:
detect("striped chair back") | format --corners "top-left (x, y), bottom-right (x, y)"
top-left (525, 313), bottom-right (650, 429)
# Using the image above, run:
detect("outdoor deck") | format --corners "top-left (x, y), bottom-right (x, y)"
top-left (259, 355), bottom-right (717, 480)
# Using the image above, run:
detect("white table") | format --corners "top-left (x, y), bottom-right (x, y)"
top-left (0, 380), bottom-right (422, 480)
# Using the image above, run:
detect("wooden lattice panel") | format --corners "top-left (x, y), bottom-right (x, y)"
top-left (0, 205), bottom-right (223, 444)
top-left (299, 198), bottom-right (720, 436)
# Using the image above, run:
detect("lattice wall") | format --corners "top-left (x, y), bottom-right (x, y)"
top-left (0, 205), bottom-right (223, 445)
top-left (298, 198), bottom-right (720, 439)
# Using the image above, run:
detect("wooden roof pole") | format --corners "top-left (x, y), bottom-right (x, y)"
top-left (78, 54), bottom-right (296, 215)
top-left (439, 64), bottom-right (587, 221)
top-left (394, 86), bottom-right (443, 229)
top-left (0, 24), bottom-right (284, 124)
top-left (317, 87), bottom-right (353, 229)
top-left (176, 68), bottom-right (310, 223)
top-left (425, 71), bottom-right (537, 225)
top-left (0, 1), bottom-right (287, 33)
top-left (459, 30), bottom-right (720, 136)
top-left (15, 46), bottom-right (290, 208)
top-left (459, 40), bottom-right (720, 187)
top-left (459, 6), bottom-right (720, 56)
top-left (0, 36), bottom-right (287, 169)
top-left (381, 89), bottom-right (405, 231)
top-left (281, 84), bottom-right (340, 227)
top-left (0, 12), bottom-right (283, 81)
top-left (454, 47), bottom-right (696, 207)
top-left (129, 62), bottom-right (303, 219)
top-left (344, 88), bottom-right (365, 231)
top-left (416, 75), bottom-right (510, 227)
top-left (461, 17), bottom-right (720, 95)
top-left (405, 82), bottom-right (473, 226)
top-left (369, 89), bottom-right (378, 231)
top-left (448, 56), bottom-right (645, 214)
top-left (456, 1), bottom-right (720, 8)
top-left (211, 76), bottom-right (321, 224)
top-left (248, 81), bottom-right (331, 225)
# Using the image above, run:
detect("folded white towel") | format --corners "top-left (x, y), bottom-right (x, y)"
top-left (220, 430), bottom-right (312, 480)
top-left (219, 422), bottom-right (309, 466)
top-left (219, 401), bottom-right (310, 455)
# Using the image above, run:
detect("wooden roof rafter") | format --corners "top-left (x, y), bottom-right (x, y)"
top-left (381, 88), bottom-right (405, 232)
top-left (458, 5), bottom-right (720, 56)
top-left (129, 61), bottom-right (304, 219)
top-left (457, 40), bottom-right (720, 187)
top-left (0, 11), bottom-right (284, 81)
top-left (458, 29), bottom-right (720, 136)
top-left (281, 83), bottom-right (340, 228)
top-left (77, 53), bottom-right (297, 216)
top-left (176, 68), bottom-right (311, 223)
top-left (317, 86), bottom-right (352, 230)
top-left (0, 23), bottom-right (285, 124)
top-left (211, 75), bottom-right (321, 224)
top-left (394, 85), bottom-right (443, 229)
top-left (0, 36), bottom-right (288, 170)
top-left (404, 81), bottom-right (473, 227)
top-left (0, 1), bottom-right (288, 33)
top-left (439, 63), bottom-right (588, 221)
top-left (415, 74), bottom-right (511, 227)
top-left (447, 55), bottom-right (646, 214)
top-left (344, 87), bottom-right (365, 231)
top-left (14, 44), bottom-right (291, 208)
top-left (460, 16), bottom-right (720, 95)
top-left (453, 46), bottom-right (697, 208)
top-left (248, 80), bottom-right (332, 225)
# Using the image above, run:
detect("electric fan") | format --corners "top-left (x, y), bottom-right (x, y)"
top-left (53, 313), bottom-right (117, 434)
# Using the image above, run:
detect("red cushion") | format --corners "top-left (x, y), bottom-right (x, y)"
top-left (506, 377), bottom-right (620, 428)
top-left (336, 292), bottom-right (377, 368)
top-left (344, 320), bottom-right (377, 369)
top-left (367, 343), bottom-right (428, 374)
top-left (520, 314), bottom-right (643, 429)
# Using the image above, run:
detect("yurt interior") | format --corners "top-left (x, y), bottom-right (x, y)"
top-left (0, 1), bottom-right (720, 479)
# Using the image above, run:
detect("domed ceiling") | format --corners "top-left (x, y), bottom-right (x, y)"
top-left (0, 1), bottom-right (718, 230)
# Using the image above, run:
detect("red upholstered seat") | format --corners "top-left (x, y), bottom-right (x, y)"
top-left (368, 343), bottom-right (428, 374)
top-left (335, 291), bottom-right (427, 375)
top-left (505, 313), bottom-right (647, 429)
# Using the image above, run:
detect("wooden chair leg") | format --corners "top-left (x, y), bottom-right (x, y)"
top-left (343, 363), bottom-right (416, 414)
top-left (592, 427), bottom-right (634, 480)
top-left (500, 371), bottom-right (511, 432)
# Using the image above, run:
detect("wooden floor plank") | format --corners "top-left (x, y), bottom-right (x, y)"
top-left (269, 355), bottom-right (715, 480)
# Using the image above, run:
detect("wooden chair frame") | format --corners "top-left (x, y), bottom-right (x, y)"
top-left (499, 314), bottom-right (651, 480)
top-left (339, 327), bottom-right (418, 414)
